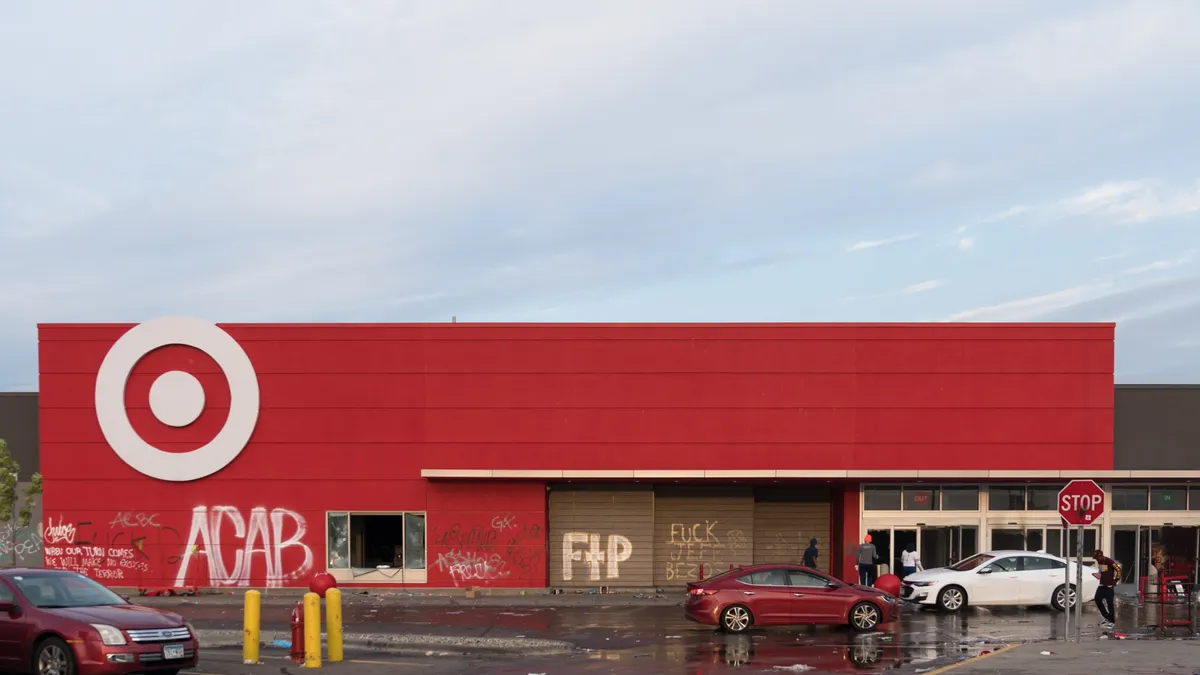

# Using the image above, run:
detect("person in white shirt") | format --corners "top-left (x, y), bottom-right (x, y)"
top-left (901, 546), bottom-right (921, 579)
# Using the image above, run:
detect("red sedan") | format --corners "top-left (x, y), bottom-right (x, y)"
top-left (684, 564), bottom-right (900, 633)
top-left (0, 568), bottom-right (198, 674)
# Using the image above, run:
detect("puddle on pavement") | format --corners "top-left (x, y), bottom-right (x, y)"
top-left (567, 630), bottom-right (996, 673)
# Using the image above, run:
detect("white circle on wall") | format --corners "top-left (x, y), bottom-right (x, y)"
top-left (148, 370), bottom-right (206, 427)
top-left (94, 316), bottom-right (260, 482)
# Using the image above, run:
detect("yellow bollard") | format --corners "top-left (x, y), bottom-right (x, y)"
top-left (326, 588), bottom-right (343, 662)
top-left (243, 590), bottom-right (261, 664)
top-left (303, 592), bottom-right (321, 668)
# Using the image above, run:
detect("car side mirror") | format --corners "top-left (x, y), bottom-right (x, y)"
top-left (826, 581), bottom-right (841, 589)
top-left (0, 602), bottom-right (21, 617)
top-left (120, 595), bottom-right (130, 602)
top-left (977, 568), bottom-right (992, 575)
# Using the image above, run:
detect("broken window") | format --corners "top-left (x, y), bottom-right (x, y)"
top-left (325, 512), bottom-right (426, 572)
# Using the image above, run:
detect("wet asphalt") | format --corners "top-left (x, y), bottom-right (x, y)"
top-left (152, 594), bottom-right (1195, 674)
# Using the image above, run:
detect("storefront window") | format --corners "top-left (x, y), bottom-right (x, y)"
top-left (903, 487), bottom-right (938, 511)
top-left (1027, 486), bottom-right (1063, 511)
top-left (327, 513), bottom-right (350, 569)
top-left (327, 512), bottom-right (427, 571)
top-left (991, 529), bottom-right (1024, 551)
top-left (404, 513), bottom-right (427, 570)
top-left (1150, 487), bottom-right (1187, 511)
top-left (989, 486), bottom-right (1025, 511)
top-left (940, 487), bottom-right (979, 511)
top-left (1113, 487), bottom-right (1149, 510)
top-left (864, 486), bottom-right (902, 510)
top-left (1190, 487), bottom-right (1200, 511)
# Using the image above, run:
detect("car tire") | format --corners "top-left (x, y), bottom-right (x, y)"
top-left (720, 604), bottom-right (754, 633)
top-left (849, 602), bottom-right (881, 632)
top-left (1051, 584), bottom-right (1077, 612)
top-left (34, 636), bottom-right (76, 675)
top-left (937, 586), bottom-right (967, 613)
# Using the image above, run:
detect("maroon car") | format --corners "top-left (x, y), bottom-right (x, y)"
top-left (0, 568), bottom-right (198, 674)
top-left (685, 564), bottom-right (900, 633)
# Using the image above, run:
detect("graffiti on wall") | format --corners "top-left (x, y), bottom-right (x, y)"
top-left (430, 514), bottom-right (544, 586)
top-left (0, 521), bottom-right (43, 561)
top-left (43, 506), bottom-right (313, 587)
top-left (664, 520), bottom-right (749, 581)
top-left (175, 506), bottom-right (313, 588)
top-left (562, 532), bottom-right (633, 581)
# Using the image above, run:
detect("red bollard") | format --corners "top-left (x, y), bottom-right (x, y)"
top-left (289, 601), bottom-right (305, 664)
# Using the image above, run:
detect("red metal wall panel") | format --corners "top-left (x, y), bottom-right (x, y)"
top-left (36, 321), bottom-right (1114, 588)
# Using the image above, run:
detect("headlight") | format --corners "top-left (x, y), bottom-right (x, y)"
top-left (907, 581), bottom-right (936, 587)
top-left (185, 621), bottom-right (196, 637)
top-left (90, 624), bottom-right (127, 646)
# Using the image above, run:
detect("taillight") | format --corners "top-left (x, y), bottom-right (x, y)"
top-left (689, 588), bottom-right (717, 596)
top-left (1092, 573), bottom-right (1101, 580)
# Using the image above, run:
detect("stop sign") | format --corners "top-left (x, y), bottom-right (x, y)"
top-left (1058, 479), bottom-right (1105, 526)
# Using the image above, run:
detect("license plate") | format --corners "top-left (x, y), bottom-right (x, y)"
top-left (162, 644), bottom-right (185, 660)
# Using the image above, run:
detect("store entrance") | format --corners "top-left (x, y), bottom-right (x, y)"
top-left (1114, 525), bottom-right (1200, 586)
top-left (920, 526), bottom-right (978, 569)
top-left (864, 526), bottom-right (979, 578)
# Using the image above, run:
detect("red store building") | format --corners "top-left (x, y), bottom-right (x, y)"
top-left (35, 318), bottom-right (1115, 590)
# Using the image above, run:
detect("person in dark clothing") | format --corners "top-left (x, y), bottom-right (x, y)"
top-left (803, 538), bottom-right (819, 568)
top-left (1092, 549), bottom-right (1117, 626)
top-left (857, 535), bottom-right (878, 586)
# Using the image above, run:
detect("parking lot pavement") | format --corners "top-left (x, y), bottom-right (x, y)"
top-left (932, 640), bottom-right (1200, 675)
top-left (176, 596), bottom-right (1197, 674)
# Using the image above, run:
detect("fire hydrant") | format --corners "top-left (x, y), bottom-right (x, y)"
top-left (289, 601), bottom-right (305, 664)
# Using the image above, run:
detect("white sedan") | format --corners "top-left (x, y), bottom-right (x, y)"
top-left (899, 550), bottom-right (1100, 612)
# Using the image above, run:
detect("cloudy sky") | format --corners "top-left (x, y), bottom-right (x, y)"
top-left (2, 0), bottom-right (1199, 389)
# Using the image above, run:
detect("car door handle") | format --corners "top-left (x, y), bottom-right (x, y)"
top-left (793, 593), bottom-right (805, 597)
top-left (742, 591), bottom-right (755, 596)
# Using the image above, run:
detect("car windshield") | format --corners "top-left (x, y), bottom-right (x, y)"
top-left (10, 572), bottom-right (129, 608)
top-left (948, 553), bottom-right (994, 571)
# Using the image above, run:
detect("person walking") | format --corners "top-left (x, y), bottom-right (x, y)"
top-left (802, 537), bottom-right (819, 569)
top-left (1092, 549), bottom-right (1118, 627)
top-left (901, 545), bottom-right (921, 579)
top-left (857, 535), bottom-right (879, 586)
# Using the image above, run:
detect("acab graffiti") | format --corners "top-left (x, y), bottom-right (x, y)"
top-left (175, 506), bottom-right (313, 588)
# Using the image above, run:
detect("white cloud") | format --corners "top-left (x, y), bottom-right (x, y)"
top-left (847, 233), bottom-right (919, 252)
top-left (943, 282), bottom-right (1114, 321)
top-left (1057, 179), bottom-right (1200, 223)
top-left (1121, 249), bottom-right (1196, 276)
top-left (980, 205), bottom-right (1031, 224)
top-left (956, 236), bottom-right (975, 250)
top-left (904, 279), bottom-right (944, 293)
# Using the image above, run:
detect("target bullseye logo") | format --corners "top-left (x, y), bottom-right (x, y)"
top-left (94, 316), bottom-right (260, 482)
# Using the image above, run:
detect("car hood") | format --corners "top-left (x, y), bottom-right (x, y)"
top-left (901, 568), bottom-right (956, 584)
top-left (45, 604), bottom-right (184, 629)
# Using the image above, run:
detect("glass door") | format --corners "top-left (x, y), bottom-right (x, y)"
top-left (893, 529), bottom-right (917, 578)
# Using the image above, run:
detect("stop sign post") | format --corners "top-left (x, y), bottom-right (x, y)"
top-left (1057, 480), bottom-right (1106, 643)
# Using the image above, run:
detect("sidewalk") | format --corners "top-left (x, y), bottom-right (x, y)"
top-left (937, 640), bottom-right (1200, 674)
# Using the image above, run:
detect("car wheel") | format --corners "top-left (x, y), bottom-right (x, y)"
top-left (937, 586), bottom-right (967, 613)
top-left (720, 604), bottom-right (753, 633)
top-left (849, 602), bottom-right (881, 632)
top-left (1052, 584), bottom-right (1077, 612)
top-left (34, 636), bottom-right (76, 675)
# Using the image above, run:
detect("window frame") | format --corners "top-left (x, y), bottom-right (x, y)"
top-left (736, 568), bottom-right (790, 587)
top-left (324, 511), bottom-right (428, 580)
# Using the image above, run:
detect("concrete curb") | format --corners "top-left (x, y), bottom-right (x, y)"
top-left (194, 629), bottom-right (576, 656)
